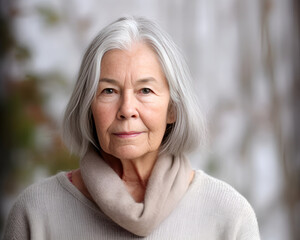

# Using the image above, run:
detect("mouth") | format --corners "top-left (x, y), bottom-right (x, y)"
top-left (113, 131), bottom-right (143, 138)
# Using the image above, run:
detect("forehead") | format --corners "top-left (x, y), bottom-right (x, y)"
top-left (100, 42), bottom-right (165, 78)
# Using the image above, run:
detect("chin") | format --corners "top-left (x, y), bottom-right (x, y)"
top-left (115, 151), bottom-right (144, 161)
top-left (111, 146), bottom-right (153, 161)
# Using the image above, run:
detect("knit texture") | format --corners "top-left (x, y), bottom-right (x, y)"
top-left (2, 170), bottom-right (260, 240)
top-left (80, 149), bottom-right (192, 236)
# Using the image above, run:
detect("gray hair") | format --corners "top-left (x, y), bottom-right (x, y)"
top-left (63, 16), bottom-right (206, 157)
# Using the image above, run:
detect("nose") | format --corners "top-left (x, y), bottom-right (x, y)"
top-left (117, 92), bottom-right (139, 120)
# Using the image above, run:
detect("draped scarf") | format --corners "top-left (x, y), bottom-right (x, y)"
top-left (80, 147), bottom-right (192, 237)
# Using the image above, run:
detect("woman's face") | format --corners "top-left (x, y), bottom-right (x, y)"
top-left (91, 43), bottom-right (175, 161)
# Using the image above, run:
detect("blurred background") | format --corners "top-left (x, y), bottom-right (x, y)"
top-left (0, 0), bottom-right (299, 239)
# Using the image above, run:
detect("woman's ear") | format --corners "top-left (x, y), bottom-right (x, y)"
top-left (167, 104), bottom-right (176, 124)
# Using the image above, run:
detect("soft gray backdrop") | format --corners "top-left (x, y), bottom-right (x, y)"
top-left (1, 0), bottom-right (299, 239)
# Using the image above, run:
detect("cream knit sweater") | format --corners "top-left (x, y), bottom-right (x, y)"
top-left (2, 170), bottom-right (260, 240)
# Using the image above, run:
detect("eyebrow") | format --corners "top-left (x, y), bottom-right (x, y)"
top-left (99, 77), bottom-right (158, 84)
top-left (136, 77), bottom-right (157, 84)
top-left (99, 78), bottom-right (119, 84)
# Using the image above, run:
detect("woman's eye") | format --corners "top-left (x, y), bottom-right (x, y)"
top-left (102, 88), bottom-right (115, 94)
top-left (140, 88), bottom-right (152, 94)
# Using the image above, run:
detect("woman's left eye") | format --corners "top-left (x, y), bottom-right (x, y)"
top-left (140, 88), bottom-right (152, 94)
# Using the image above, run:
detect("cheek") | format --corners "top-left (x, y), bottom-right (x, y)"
top-left (92, 104), bottom-right (115, 133)
top-left (144, 103), bottom-right (169, 133)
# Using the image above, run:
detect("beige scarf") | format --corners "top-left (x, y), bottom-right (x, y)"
top-left (80, 147), bottom-right (192, 237)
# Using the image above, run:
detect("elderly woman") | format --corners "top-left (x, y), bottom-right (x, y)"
top-left (3, 16), bottom-right (260, 239)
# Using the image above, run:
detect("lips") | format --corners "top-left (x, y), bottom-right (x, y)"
top-left (113, 131), bottom-right (143, 138)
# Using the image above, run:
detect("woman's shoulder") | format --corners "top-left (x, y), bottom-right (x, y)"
top-left (2, 173), bottom-right (68, 239)
top-left (191, 169), bottom-right (256, 216)
top-left (184, 170), bottom-right (260, 239)
top-left (10, 172), bottom-right (66, 209)
top-left (193, 170), bottom-right (249, 198)
top-left (8, 171), bottom-right (98, 215)
top-left (19, 172), bottom-right (64, 195)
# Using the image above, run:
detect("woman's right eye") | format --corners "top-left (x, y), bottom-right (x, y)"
top-left (102, 88), bottom-right (115, 94)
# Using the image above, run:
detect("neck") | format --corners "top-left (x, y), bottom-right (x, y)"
top-left (100, 150), bottom-right (158, 202)
top-left (73, 152), bottom-right (195, 204)
top-left (100, 150), bottom-right (158, 182)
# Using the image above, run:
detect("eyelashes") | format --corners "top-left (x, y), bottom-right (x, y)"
top-left (139, 88), bottom-right (152, 95)
top-left (100, 88), bottom-right (154, 96)
top-left (101, 88), bottom-right (116, 94)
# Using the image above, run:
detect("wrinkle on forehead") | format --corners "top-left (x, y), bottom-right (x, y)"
top-left (99, 43), bottom-right (167, 88)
